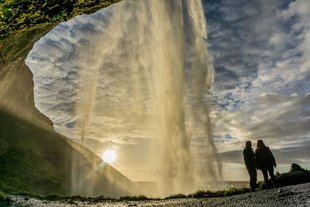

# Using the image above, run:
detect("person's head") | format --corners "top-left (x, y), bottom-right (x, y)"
top-left (257, 139), bottom-right (266, 149)
top-left (245, 141), bottom-right (252, 149)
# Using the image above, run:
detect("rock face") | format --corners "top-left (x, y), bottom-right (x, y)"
top-left (0, 58), bottom-right (133, 197)
top-left (0, 59), bottom-right (52, 130)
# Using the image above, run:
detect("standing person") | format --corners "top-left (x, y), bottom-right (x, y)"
top-left (243, 141), bottom-right (257, 192)
top-left (255, 139), bottom-right (277, 188)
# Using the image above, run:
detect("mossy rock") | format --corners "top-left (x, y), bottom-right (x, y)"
top-left (290, 163), bottom-right (305, 172)
top-left (275, 163), bottom-right (310, 187)
top-left (0, 24), bottom-right (54, 65)
top-left (276, 171), bottom-right (310, 187)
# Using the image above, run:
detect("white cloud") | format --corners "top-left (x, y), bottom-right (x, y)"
top-left (281, 0), bottom-right (310, 19)
top-left (206, 0), bottom-right (310, 168)
top-left (212, 93), bottom-right (310, 161)
top-left (269, 33), bottom-right (287, 46)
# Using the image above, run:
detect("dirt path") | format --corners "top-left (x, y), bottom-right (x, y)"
top-left (6, 183), bottom-right (310, 207)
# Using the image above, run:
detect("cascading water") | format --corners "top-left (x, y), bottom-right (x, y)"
top-left (26, 0), bottom-right (220, 197)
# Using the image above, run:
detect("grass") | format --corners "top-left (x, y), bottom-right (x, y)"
top-left (0, 186), bottom-right (251, 203)
top-left (0, 192), bottom-right (7, 201)
top-left (0, 109), bottom-right (133, 198)
top-left (0, 191), bottom-right (11, 206)
top-left (0, 110), bottom-right (73, 196)
top-left (166, 187), bottom-right (251, 199)
top-left (166, 193), bottom-right (187, 199)
top-left (8, 193), bottom-right (114, 202)
top-left (120, 195), bottom-right (153, 201)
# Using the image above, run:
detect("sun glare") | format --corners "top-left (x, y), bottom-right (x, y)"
top-left (102, 149), bottom-right (117, 164)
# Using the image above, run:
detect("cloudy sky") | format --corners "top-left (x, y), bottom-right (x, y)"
top-left (25, 0), bottom-right (310, 183)
top-left (204, 0), bottom-right (310, 179)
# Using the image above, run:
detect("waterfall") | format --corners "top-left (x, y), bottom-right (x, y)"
top-left (26, 0), bottom-right (219, 196)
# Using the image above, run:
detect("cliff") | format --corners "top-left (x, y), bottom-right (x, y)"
top-left (0, 0), bottom-right (133, 198)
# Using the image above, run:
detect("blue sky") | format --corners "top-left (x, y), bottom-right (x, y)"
top-left (203, 0), bottom-right (310, 176)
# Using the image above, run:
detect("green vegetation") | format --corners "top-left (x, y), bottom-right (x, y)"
top-left (188, 187), bottom-right (250, 198)
top-left (0, 0), bottom-right (120, 65)
top-left (0, 107), bottom-right (132, 197)
top-left (8, 193), bottom-right (114, 202)
top-left (166, 193), bottom-right (187, 199)
top-left (0, 191), bottom-right (7, 201)
top-left (0, 110), bottom-right (73, 195)
top-left (0, 0), bottom-right (120, 40)
top-left (275, 163), bottom-right (310, 187)
top-left (0, 191), bottom-right (11, 206)
top-left (165, 187), bottom-right (251, 199)
top-left (5, 187), bottom-right (251, 202)
top-left (120, 195), bottom-right (153, 201)
top-left (0, 23), bottom-right (53, 65)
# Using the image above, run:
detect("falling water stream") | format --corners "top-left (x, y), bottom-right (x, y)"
top-left (26, 0), bottom-right (220, 197)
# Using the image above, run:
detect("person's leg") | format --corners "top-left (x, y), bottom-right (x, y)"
top-left (248, 168), bottom-right (257, 192)
top-left (268, 167), bottom-right (276, 188)
top-left (262, 169), bottom-right (269, 189)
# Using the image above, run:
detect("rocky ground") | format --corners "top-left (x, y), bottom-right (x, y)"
top-left (4, 183), bottom-right (310, 207)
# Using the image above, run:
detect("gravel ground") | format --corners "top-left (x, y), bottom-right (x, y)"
top-left (5, 183), bottom-right (310, 207)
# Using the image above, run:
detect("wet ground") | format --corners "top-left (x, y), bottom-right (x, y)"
top-left (5, 183), bottom-right (310, 207)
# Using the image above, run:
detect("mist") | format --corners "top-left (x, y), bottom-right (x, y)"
top-left (26, 0), bottom-right (220, 197)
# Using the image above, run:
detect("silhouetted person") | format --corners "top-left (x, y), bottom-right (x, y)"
top-left (255, 139), bottom-right (277, 188)
top-left (243, 141), bottom-right (257, 192)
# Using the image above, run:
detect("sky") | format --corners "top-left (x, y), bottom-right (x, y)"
top-left (204, 0), bottom-right (310, 179)
top-left (25, 0), bottom-right (310, 183)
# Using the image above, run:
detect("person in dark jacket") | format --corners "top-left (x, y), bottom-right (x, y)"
top-left (255, 139), bottom-right (277, 188)
top-left (243, 141), bottom-right (257, 192)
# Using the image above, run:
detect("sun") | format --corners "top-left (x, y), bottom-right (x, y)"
top-left (101, 149), bottom-right (117, 164)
